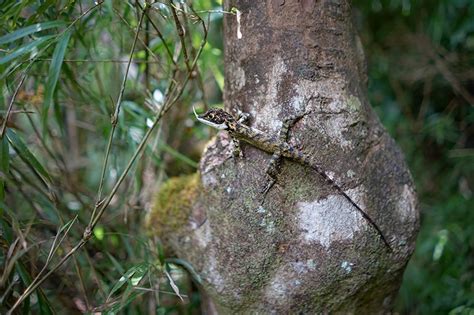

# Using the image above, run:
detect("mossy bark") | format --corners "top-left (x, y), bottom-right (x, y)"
top-left (147, 0), bottom-right (419, 313)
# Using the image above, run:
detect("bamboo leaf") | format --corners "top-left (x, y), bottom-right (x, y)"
top-left (104, 291), bottom-right (144, 315)
top-left (0, 21), bottom-right (65, 45)
top-left (6, 129), bottom-right (52, 184)
top-left (0, 35), bottom-right (54, 65)
top-left (108, 263), bottom-right (149, 298)
top-left (165, 258), bottom-right (202, 284)
top-left (42, 30), bottom-right (72, 129)
top-left (0, 136), bottom-right (9, 215)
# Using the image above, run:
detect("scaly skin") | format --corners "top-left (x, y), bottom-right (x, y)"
top-left (194, 107), bottom-right (391, 251)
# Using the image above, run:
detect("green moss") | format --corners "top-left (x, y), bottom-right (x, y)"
top-left (146, 173), bottom-right (200, 237)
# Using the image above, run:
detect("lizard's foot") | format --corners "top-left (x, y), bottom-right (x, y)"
top-left (261, 177), bottom-right (276, 194)
top-left (259, 177), bottom-right (277, 205)
top-left (237, 109), bottom-right (250, 124)
top-left (232, 137), bottom-right (244, 158)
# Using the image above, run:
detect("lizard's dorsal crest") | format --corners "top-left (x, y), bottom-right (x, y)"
top-left (193, 106), bottom-right (234, 130)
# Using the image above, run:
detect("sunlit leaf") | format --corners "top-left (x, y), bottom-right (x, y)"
top-left (0, 20), bottom-right (65, 45)
top-left (108, 262), bottom-right (150, 298)
top-left (0, 35), bottom-right (54, 65)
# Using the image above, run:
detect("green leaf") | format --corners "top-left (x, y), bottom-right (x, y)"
top-left (0, 35), bottom-right (54, 65)
top-left (156, 142), bottom-right (198, 168)
top-left (165, 258), bottom-right (202, 285)
top-left (104, 291), bottom-right (144, 315)
top-left (15, 262), bottom-right (54, 315)
top-left (108, 262), bottom-right (149, 298)
top-left (106, 252), bottom-right (125, 275)
top-left (6, 129), bottom-right (52, 185)
top-left (42, 30), bottom-right (72, 129)
top-left (0, 136), bottom-right (9, 215)
top-left (0, 20), bottom-right (65, 45)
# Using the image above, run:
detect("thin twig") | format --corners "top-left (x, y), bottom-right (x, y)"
top-left (91, 4), bottom-right (148, 222)
top-left (170, 0), bottom-right (191, 72)
top-left (34, 58), bottom-right (164, 63)
top-left (139, 2), bottom-right (176, 65)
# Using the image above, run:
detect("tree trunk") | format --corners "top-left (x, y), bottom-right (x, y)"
top-left (147, 0), bottom-right (419, 313)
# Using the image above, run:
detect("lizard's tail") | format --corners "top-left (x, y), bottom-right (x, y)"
top-left (297, 153), bottom-right (392, 252)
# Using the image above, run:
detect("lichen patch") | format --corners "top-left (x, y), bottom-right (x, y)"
top-left (290, 259), bottom-right (317, 274)
top-left (397, 184), bottom-right (418, 223)
top-left (322, 115), bottom-right (353, 149)
top-left (255, 56), bottom-right (288, 133)
top-left (297, 196), bottom-right (364, 249)
top-left (341, 261), bottom-right (354, 273)
top-left (205, 254), bottom-right (226, 293)
top-left (233, 66), bottom-right (246, 91)
top-left (265, 266), bottom-right (302, 300)
top-left (194, 220), bottom-right (212, 248)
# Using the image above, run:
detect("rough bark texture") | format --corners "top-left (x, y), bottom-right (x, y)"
top-left (147, 0), bottom-right (419, 313)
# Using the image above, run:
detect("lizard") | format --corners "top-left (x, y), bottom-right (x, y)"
top-left (193, 106), bottom-right (392, 251)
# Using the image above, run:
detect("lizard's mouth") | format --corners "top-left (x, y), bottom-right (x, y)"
top-left (193, 106), bottom-right (228, 130)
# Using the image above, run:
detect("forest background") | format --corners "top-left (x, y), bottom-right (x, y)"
top-left (0, 0), bottom-right (472, 314)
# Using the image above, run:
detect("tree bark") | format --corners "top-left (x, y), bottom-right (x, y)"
top-left (147, 0), bottom-right (419, 313)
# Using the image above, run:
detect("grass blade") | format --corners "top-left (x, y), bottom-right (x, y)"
top-left (0, 21), bottom-right (65, 45)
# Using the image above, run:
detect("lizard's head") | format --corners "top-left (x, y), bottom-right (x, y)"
top-left (193, 107), bottom-right (235, 130)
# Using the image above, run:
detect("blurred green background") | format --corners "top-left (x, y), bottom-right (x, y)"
top-left (0, 0), bottom-right (472, 313)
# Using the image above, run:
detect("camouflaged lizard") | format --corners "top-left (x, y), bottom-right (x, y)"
top-left (193, 107), bottom-right (391, 251)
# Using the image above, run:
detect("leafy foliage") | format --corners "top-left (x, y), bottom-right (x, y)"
top-left (0, 0), bottom-right (221, 313)
top-left (355, 0), bottom-right (474, 313)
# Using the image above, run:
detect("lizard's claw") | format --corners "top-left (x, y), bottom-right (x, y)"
top-left (237, 110), bottom-right (250, 124)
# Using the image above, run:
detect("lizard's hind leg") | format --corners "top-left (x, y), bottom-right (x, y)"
top-left (261, 150), bottom-right (282, 198)
top-left (260, 114), bottom-right (302, 202)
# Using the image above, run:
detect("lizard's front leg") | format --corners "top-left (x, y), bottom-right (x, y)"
top-left (232, 110), bottom-right (249, 158)
top-left (232, 136), bottom-right (243, 158)
top-left (237, 109), bottom-right (250, 124)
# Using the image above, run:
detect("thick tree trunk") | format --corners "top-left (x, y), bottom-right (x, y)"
top-left (148, 0), bottom-right (419, 313)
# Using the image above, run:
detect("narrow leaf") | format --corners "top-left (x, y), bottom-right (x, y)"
top-left (164, 269), bottom-right (184, 302)
top-left (104, 291), bottom-right (143, 314)
top-left (6, 129), bottom-right (52, 184)
top-left (108, 263), bottom-right (149, 298)
top-left (0, 21), bottom-right (65, 45)
top-left (157, 142), bottom-right (198, 168)
top-left (42, 30), bottom-right (72, 129)
top-left (0, 35), bottom-right (54, 65)
top-left (0, 136), bottom-right (9, 215)
top-left (165, 258), bottom-right (202, 284)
